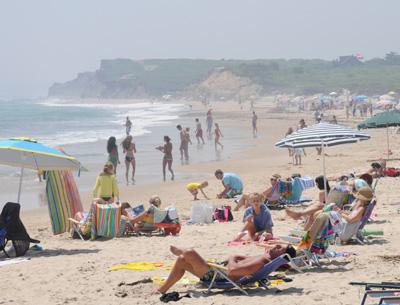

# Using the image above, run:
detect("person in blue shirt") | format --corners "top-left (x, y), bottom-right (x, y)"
top-left (215, 169), bottom-right (243, 198)
top-left (234, 193), bottom-right (274, 241)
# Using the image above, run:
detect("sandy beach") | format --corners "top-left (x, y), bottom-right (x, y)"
top-left (1, 99), bottom-right (400, 305)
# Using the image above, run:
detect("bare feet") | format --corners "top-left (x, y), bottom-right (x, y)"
top-left (170, 245), bottom-right (184, 256)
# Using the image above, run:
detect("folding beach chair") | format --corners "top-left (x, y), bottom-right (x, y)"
top-left (354, 199), bottom-right (377, 244)
top-left (349, 282), bottom-right (400, 305)
top-left (0, 202), bottom-right (40, 257)
top-left (90, 203), bottom-right (121, 239)
top-left (202, 254), bottom-right (291, 295)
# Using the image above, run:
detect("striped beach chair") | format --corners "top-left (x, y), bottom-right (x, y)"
top-left (90, 203), bottom-right (121, 239)
top-left (46, 170), bottom-right (83, 235)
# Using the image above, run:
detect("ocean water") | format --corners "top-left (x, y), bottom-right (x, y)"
top-left (0, 98), bottom-right (248, 210)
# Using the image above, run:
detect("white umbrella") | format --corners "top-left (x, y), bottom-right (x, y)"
top-left (275, 123), bottom-right (370, 198)
top-left (0, 138), bottom-right (82, 203)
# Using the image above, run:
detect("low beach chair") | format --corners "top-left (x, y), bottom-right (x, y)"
top-left (350, 282), bottom-right (400, 305)
top-left (202, 254), bottom-right (291, 295)
top-left (354, 199), bottom-right (377, 244)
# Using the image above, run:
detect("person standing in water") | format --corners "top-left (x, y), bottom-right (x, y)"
top-left (177, 125), bottom-right (189, 162)
top-left (206, 109), bottom-right (213, 138)
top-left (125, 116), bottom-right (133, 135)
top-left (122, 135), bottom-right (136, 185)
top-left (156, 136), bottom-right (175, 181)
top-left (214, 123), bottom-right (224, 150)
top-left (252, 111), bottom-right (258, 137)
top-left (107, 136), bottom-right (120, 174)
top-left (195, 118), bottom-right (205, 144)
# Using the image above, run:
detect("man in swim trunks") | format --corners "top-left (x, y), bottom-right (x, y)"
top-left (215, 169), bottom-right (243, 198)
top-left (155, 244), bottom-right (296, 295)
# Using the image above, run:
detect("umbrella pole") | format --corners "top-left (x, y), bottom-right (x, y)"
top-left (386, 125), bottom-right (390, 160)
top-left (322, 143), bottom-right (328, 200)
top-left (17, 166), bottom-right (24, 203)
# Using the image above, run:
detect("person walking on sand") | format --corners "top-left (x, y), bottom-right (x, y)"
top-left (122, 135), bottom-right (136, 185)
top-left (214, 123), bottom-right (223, 150)
top-left (93, 162), bottom-right (119, 203)
top-left (176, 125), bottom-right (189, 162)
top-left (252, 111), bottom-right (258, 137)
top-left (156, 136), bottom-right (175, 181)
top-left (107, 136), bottom-right (120, 174)
top-left (195, 118), bottom-right (205, 144)
top-left (206, 109), bottom-right (213, 137)
top-left (124, 116), bottom-right (133, 135)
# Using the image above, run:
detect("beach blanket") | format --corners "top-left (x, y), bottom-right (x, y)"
top-left (109, 261), bottom-right (172, 272)
top-left (46, 171), bottom-right (83, 235)
top-left (297, 176), bottom-right (316, 191)
top-left (0, 257), bottom-right (31, 267)
top-left (92, 203), bottom-right (121, 239)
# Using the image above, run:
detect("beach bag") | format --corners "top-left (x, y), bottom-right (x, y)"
top-left (213, 206), bottom-right (233, 222)
top-left (384, 167), bottom-right (400, 177)
top-left (190, 202), bottom-right (213, 224)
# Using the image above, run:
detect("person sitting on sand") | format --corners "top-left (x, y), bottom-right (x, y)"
top-left (234, 174), bottom-right (280, 211)
top-left (298, 187), bottom-right (373, 247)
top-left (215, 169), bottom-right (243, 198)
top-left (234, 193), bottom-right (273, 241)
top-left (155, 244), bottom-right (297, 295)
top-left (125, 195), bottom-right (163, 231)
top-left (93, 162), bottom-right (119, 203)
top-left (186, 181), bottom-right (209, 200)
top-left (285, 176), bottom-right (329, 230)
top-left (368, 161), bottom-right (385, 178)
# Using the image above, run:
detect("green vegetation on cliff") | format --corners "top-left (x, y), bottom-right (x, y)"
top-left (48, 54), bottom-right (400, 98)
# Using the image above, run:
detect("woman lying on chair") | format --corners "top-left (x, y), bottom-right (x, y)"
top-left (155, 244), bottom-right (296, 295)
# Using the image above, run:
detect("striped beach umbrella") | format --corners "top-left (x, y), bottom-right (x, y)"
top-left (275, 122), bottom-right (370, 197)
top-left (0, 138), bottom-right (82, 203)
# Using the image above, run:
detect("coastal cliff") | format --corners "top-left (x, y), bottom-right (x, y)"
top-left (48, 56), bottom-right (400, 99)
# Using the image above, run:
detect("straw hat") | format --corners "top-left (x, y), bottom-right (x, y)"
top-left (354, 187), bottom-right (373, 201)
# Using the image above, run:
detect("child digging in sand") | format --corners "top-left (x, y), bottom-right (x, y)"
top-left (186, 181), bottom-right (209, 200)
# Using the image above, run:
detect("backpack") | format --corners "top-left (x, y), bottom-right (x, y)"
top-left (213, 206), bottom-right (234, 222)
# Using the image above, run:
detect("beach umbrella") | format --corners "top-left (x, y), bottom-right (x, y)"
top-left (275, 123), bottom-right (370, 197)
top-left (358, 110), bottom-right (400, 159)
top-left (0, 138), bottom-right (82, 203)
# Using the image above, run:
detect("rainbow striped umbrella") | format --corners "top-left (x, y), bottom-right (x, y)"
top-left (0, 138), bottom-right (82, 203)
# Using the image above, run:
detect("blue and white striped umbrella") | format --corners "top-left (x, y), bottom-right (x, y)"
top-left (275, 122), bottom-right (370, 148)
top-left (275, 122), bottom-right (370, 198)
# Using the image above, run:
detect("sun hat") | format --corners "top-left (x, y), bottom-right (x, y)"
top-left (354, 187), bottom-right (373, 201)
top-left (354, 178), bottom-right (368, 191)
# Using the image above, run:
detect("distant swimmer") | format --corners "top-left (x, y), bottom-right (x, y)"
top-left (195, 118), bottom-right (205, 144)
top-left (125, 116), bottom-right (132, 135)
top-left (252, 111), bottom-right (258, 137)
top-left (156, 136), bottom-right (175, 182)
top-left (214, 123), bottom-right (224, 150)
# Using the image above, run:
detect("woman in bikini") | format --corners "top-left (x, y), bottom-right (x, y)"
top-left (122, 135), bottom-right (136, 185)
top-left (156, 136), bottom-right (175, 181)
top-left (107, 136), bottom-right (120, 174)
top-left (214, 123), bottom-right (223, 150)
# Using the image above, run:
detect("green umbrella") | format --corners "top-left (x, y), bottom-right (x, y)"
top-left (358, 110), bottom-right (400, 159)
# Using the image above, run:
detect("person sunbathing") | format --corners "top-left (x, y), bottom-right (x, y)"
top-left (155, 244), bottom-right (297, 295)
top-left (125, 195), bottom-right (163, 230)
top-left (234, 174), bottom-right (280, 211)
top-left (368, 161), bottom-right (385, 178)
top-left (234, 193), bottom-right (274, 241)
top-left (285, 176), bottom-right (330, 230)
top-left (298, 187), bottom-right (373, 248)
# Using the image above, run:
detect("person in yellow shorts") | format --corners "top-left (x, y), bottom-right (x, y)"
top-left (186, 181), bottom-right (209, 200)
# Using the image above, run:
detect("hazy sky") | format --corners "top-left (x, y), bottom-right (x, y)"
top-left (1, 0), bottom-right (399, 99)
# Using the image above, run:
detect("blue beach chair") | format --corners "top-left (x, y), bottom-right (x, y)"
top-left (202, 254), bottom-right (291, 295)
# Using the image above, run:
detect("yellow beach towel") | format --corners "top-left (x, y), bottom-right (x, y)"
top-left (109, 262), bottom-right (172, 272)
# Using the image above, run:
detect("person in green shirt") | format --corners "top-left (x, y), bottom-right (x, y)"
top-left (93, 162), bottom-right (119, 203)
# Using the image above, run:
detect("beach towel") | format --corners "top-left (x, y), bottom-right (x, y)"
top-left (298, 176), bottom-right (315, 191)
top-left (46, 171), bottom-right (83, 235)
top-left (109, 261), bottom-right (172, 272)
top-left (0, 257), bottom-right (31, 267)
top-left (92, 203), bottom-right (121, 239)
